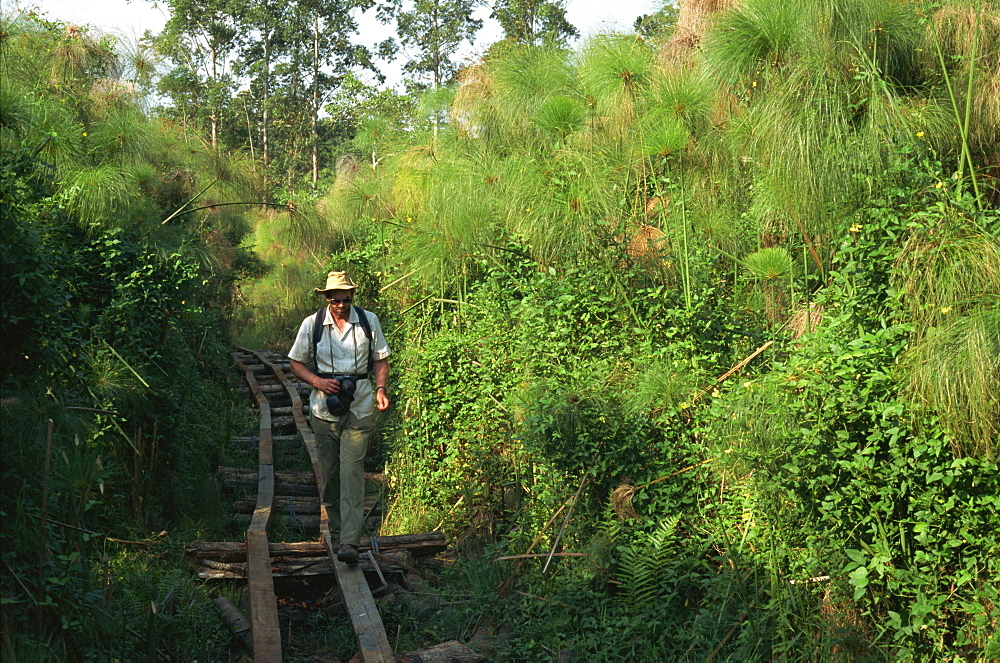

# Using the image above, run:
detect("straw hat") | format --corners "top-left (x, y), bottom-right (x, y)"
top-left (314, 271), bottom-right (358, 293)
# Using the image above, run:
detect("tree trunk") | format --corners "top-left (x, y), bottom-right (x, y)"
top-left (210, 42), bottom-right (218, 150)
top-left (261, 26), bottom-right (271, 193)
top-left (311, 11), bottom-right (320, 187)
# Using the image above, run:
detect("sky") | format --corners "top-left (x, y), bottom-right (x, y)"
top-left (18, 0), bottom-right (663, 86)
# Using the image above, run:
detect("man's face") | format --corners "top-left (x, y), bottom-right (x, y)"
top-left (325, 289), bottom-right (354, 312)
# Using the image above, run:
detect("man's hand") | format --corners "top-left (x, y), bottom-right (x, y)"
top-left (313, 376), bottom-right (341, 395)
top-left (376, 388), bottom-right (390, 412)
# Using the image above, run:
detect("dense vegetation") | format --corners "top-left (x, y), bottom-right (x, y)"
top-left (2, 0), bottom-right (998, 660)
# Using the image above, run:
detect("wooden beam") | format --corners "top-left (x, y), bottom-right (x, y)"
top-left (234, 355), bottom-right (282, 660)
top-left (245, 348), bottom-right (394, 662)
top-left (324, 529), bottom-right (394, 662)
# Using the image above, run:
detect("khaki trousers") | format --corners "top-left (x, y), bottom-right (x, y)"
top-left (310, 412), bottom-right (373, 546)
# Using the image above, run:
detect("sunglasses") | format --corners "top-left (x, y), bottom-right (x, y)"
top-left (327, 297), bottom-right (353, 304)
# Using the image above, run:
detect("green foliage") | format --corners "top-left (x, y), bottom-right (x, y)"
top-left (94, 1), bottom-right (998, 659)
top-left (703, 174), bottom-right (1000, 658)
top-left (389, 0), bottom-right (483, 88)
top-left (1, 13), bottom-right (257, 656)
top-left (490, 0), bottom-right (579, 46)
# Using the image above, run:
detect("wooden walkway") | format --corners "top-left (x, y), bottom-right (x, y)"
top-left (232, 348), bottom-right (393, 662)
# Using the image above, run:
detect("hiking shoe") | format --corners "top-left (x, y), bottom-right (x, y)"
top-left (337, 543), bottom-right (359, 565)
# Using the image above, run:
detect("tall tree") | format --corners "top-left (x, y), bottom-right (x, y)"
top-left (157, 0), bottom-right (381, 190)
top-left (389, 0), bottom-right (482, 89)
top-left (156, 0), bottom-right (241, 149)
top-left (490, 0), bottom-right (578, 45)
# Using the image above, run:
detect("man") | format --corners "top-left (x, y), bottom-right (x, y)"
top-left (288, 271), bottom-right (391, 564)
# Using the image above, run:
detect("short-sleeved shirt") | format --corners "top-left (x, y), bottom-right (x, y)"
top-left (288, 306), bottom-right (391, 421)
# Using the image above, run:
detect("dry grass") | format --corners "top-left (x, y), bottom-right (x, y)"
top-left (788, 302), bottom-right (824, 339)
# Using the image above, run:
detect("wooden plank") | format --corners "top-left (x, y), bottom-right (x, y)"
top-left (243, 348), bottom-right (394, 662)
top-left (240, 348), bottom-right (323, 520)
top-left (234, 355), bottom-right (282, 660)
top-left (235, 356), bottom-right (273, 467)
top-left (246, 502), bottom-right (281, 661)
top-left (324, 529), bottom-right (395, 662)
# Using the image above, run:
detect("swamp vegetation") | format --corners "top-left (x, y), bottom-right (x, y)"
top-left (2, 0), bottom-right (998, 660)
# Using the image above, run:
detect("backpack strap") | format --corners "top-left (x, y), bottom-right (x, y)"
top-left (310, 306), bottom-right (326, 375)
top-left (353, 305), bottom-right (375, 376)
top-left (311, 305), bottom-right (375, 376)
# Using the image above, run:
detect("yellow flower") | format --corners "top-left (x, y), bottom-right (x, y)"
top-left (850, 223), bottom-right (862, 233)
top-left (82, 132), bottom-right (88, 137)
top-left (751, 80), bottom-right (758, 88)
top-left (935, 181), bottom-right (944, 189)
top-left (916, 131), bottom-right (924, 138)
top-left (940, 306), bottom-right (952, 314)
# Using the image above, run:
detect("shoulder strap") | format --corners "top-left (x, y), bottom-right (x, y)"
top-left (353, 305), bottom-right (375, 375)
top-left (310, 306), bottom-right (326, 374)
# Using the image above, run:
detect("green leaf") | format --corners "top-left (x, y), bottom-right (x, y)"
top-left (845, 548), bottom-right (866, 563)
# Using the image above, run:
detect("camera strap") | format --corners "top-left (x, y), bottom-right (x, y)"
top-left (310, 305), bottom-right (375, 377)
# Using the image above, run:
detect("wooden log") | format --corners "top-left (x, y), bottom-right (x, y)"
top-left (213, 596), bottom-right (252, 650)
top-left (224, 479), bottom-right (318, 496)
top-left (237, 383), bottom-right (304, 394)
top-left (230, 435), bottom-right (301, 450)
top-left (217, 466), bottom-right (383, 486)
top-left (194, 551), bottom-right (412, 581)
top-left (186, 532), bottom-right (447, 563)
top-left (233, 351), bottom-right (286, 360)
top-left (247, 406), bottom-right (309, 417)
top-left (231, 496), bottom-right (382, 517)
top-left (232, 514), bottom-right (322, 530)
top-left (244, 362), bottom-right (291, 372)
top-left (219, 467), bottom-right (317, 485)
top-left (271, 416), bottom-right (296, 431)
top-left (398, 641), bottom-right (484, 662)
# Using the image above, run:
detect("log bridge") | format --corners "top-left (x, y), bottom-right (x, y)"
top-left (193, 348), bottom-right (468, 661)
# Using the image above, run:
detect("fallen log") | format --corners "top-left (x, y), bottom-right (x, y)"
top-left (217, 466), bottom-right (383, 486)
top-left (399, 640), bottom-right (485, 662)
top-left (231, 496), bottom-right (382, 517)
top-left (229, 514), bottom-right (383, 531)
top-left (230, 435), bottom-right (300, 449)
top-left (213, 596), bottom-right (252, 650)
top-left (245, 362), bottom-right (291, 372)
top-left (248, 406), bottom-right (308, 417)
top-left (223, 479), bottom-right (318, 496)
top-left (194, 551), bottom-right (412, 580)
top-left (271, 416), bottom-right (296, 430)
top-left (187, 531), bottom-right (447, 563)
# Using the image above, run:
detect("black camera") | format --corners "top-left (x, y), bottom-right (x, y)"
top-left (324, 375), bottom-right (357, 416)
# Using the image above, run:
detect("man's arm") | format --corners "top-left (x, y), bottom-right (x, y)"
top-left (290, 359), bottom-right (340, 395)
top-left (373, 358), bottom-right (390, 411)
